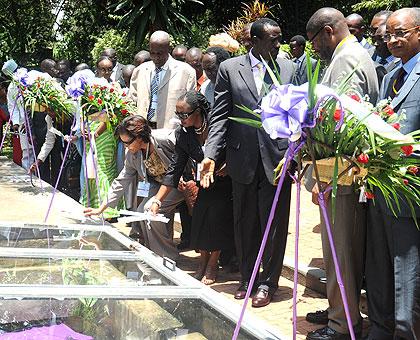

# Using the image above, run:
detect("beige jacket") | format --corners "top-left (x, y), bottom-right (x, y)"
top-left (129, 56), bottom-right (196, 129)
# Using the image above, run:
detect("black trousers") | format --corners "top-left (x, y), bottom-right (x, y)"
top-left (366, 201), bottom-right (420, 340)
top-left (232, 156), bottom-right (292, 289)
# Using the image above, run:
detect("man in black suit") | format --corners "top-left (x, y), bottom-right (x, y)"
top-left (289, 35), bottom-right (317, 85)
top-left (365, 8), bottom-right (420, 340)
top-left (200, 18), bottom-right (296, 308)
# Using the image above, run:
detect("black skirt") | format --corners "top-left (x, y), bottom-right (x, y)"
top-left (190, 176), bottom-right (234, 251)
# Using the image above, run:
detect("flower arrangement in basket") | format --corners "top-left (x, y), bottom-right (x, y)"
top-left (232, 56), bottom-right (420, 221)
top-left (13, 68), bottom-right (74, 122)
top-left (79, 82), bottom-right (136, 128)
top-left (66, 73), bottom-right (136, 128)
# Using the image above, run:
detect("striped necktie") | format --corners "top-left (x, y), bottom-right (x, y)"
top-left (147, 67), bottom-right (163, 121)
top-left (391, 67), bottom-right (406, 99)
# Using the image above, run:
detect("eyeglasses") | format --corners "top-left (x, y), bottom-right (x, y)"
top-left (175, 108), bottom-right (196, 120)
top-left (98, 67), bottom-right (113, 73)
top-left (383, 26), bottom-right (420, 42)
top-left (309, 26), bottom-right (326, 43)
top-left (120, 136), bottom-right (136, 146)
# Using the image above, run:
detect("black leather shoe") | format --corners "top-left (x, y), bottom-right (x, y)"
top-left (306, 326), bottom-right (351, 340)
top-left (306, 310), bottom-right (329, 324)
top-left (234, 281), bottom-right (256, 300)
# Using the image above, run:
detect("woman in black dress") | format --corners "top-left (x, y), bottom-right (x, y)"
top-left (149, 90), bottom-right (234, 285)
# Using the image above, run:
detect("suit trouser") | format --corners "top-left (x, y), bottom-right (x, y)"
top-left (319, 187), bottom-right (366, 333)
top-left (232, 158), bottom-right (292, 289)
top-left (137, 179), bottom-right (184, 260)
top-left (366, 202), bottom-right (420, 340)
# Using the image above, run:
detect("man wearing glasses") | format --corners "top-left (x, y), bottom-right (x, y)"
top-left (305, 8), bottom-right (379, 340)
top-left (366, 8), bottom-right (420, 340)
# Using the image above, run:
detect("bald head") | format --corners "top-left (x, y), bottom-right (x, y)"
top-left (122, 64), bottom-right (136, 87)
top-left (307, 8), bottom-right (347, 35)
top-left (134, 50), bottom-right (151, 66)
top-left (150, 31), bottom-right (170, 45)
top-left (172, 45), bottom-right (187, 61)
top-left (346, 13), bottom-right (366, 41)
top-left (307, 8), bottom-right (350, 61)
top-left (40, 59), bottom-right (57, 77)
top-left (185, 47), bottom-right (203, 78)
top-left (101, 48), bottom-right (117, 65)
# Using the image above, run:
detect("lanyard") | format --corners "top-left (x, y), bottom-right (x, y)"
top-left (140, 142), bottom-right (150, 182)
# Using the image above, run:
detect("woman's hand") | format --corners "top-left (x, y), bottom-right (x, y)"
top-left (144, 196), bottom-right (162, 216)
top-left (149, 202), bottom-right (160, 215)
top-left (84, 206), bottom-right (105, 216)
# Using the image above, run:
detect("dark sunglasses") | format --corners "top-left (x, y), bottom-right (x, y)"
top-left (120, 136), bottom-right (136, 146)
top-left (175, 108), bottom-right (196, 120)
top-left (309, 26), bottom-right (326, 43)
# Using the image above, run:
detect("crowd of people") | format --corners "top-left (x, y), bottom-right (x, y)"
top-left (0, 6), bottom-right (419, 340)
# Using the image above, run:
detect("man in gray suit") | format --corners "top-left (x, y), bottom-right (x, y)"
top-left (305, 8), bottom-right (379, 340)
top-left (365, 8), bottom-right (420, 340)
top-left (289, 35), bottom-right (317, 85)
top-left (200, 18), bottom-right (296, 308)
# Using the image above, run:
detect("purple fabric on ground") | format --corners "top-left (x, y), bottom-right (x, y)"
top-left (0, 323), bottom-right (93, 339)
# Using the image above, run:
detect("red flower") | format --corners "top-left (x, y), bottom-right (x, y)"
top-left (408, 166), bottom-right (418, 175)
top-left (383, 105), bottom-right (394, 117)
top-left (365, 191), bottom-right (375, 199)
top-left (88, 95), bottom-right (94, 101)
top-left (401, 145), bottom-right (414, 156)
top-left (357, 153), bottom-right (369, 164)
top-left (403, 179), bottom-right (409, 185)
top-left (333, 108), bottom-right (342, 122)
top-left (121, 109), bottom-right (128, 115)
top-left (100, 86), bottom-right (106, 91)
top-left (97, 98), bottom-right (103, 105)
top-left (350, 94), bottom-right (361, 102)
top-left (391, 123), bottom-right (400, 130)
top-left (110, 88), bottom-right (114, 93)
top-left (122, 92), bottom-right (127, 97)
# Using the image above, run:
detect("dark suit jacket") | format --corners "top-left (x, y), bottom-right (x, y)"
top-left (204, 54), bottom-right (296, 185)
top-left (294, 54), bottom-right (317, 85)
top-left (377, 60), bottom-right (420, 217)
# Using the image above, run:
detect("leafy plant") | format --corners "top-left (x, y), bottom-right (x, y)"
top-left (112, 0), bottom-right (204, 46)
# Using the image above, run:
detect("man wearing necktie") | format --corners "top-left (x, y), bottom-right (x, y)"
top-left (365, 8), bottom-right (420, 340)
top-left (289, 35), bottom-right (317, 85)
top-left (129, 31), bottom-right (196, 129)
top-left (200, 18), bottom-right (296, 308)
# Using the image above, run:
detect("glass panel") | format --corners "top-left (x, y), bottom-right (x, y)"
top-left (0, 298), bottom-right (254, 339)
top-left (0, 257), bottom-right (174, 286)
top-left (0, 227), bottom-right (128, 251)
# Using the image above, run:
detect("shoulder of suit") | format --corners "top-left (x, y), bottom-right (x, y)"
top-left (169, 58), bottom-right (195, 74)
top-left (220, 54), bottom-right (247, 69)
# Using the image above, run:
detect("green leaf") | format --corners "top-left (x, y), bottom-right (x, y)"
top-left (228, 117), bottom-right (262, 128)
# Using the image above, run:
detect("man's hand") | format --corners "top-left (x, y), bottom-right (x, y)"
top-left (311, 182), bottom-right (330, 205)
top-left (200, 158), bottom-right (215, 188)
top-left (29, 159), bottom-right (42, 174)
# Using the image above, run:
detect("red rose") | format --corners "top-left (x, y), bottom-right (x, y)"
top-left (333, 108), bottom-right (342, 122)
top-left (401, 145), bottom-right (414, 156)
top-left (88, 95), bottom-right (94, 101)
top-left (383, 105), bottom-right (394, 117)
top-left (97, 98), bottom-right (103, 105)
top-left (121, 109), bottom-right (128, 115)
top-left (350, 94), bottom-right (361, 102)
top-left (408, 166), bottom-right (418, 175)
top-left (365, 191), bottom-right (375, 199)
top-left (391, 123), bottom-right (400, 130)
top-left (357, 153), bottom-right (369, 164)
top-left (110, 88), bottom-right (114, 93)
top-left (100, 86), bottom-right (106, 91)
top-left (122, 92), bottom-right (126, 97)
top-left (403, 179), bottom-right (409, 185)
